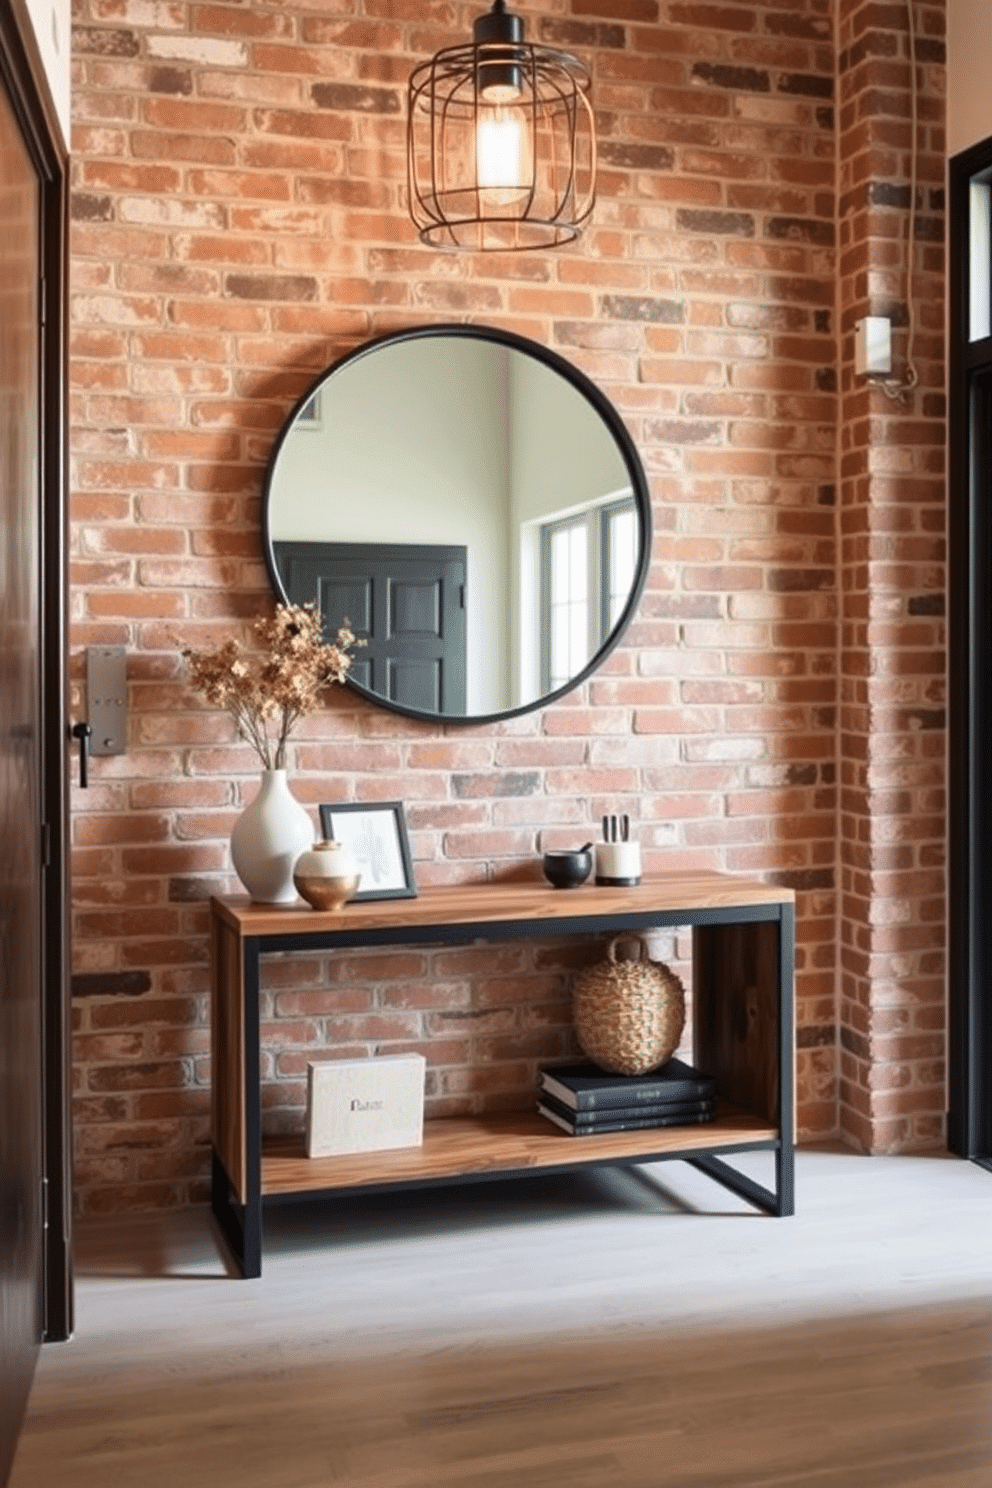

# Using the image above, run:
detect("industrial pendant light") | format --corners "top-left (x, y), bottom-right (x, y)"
top-left (407, 0), bottom-right (596, 251)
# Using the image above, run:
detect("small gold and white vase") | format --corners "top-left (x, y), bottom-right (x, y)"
top-left (229, 769), bottom-right (313, 904)
top-left (293, 839), bottom-right (361, 912)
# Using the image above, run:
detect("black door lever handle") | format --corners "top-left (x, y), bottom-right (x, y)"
top-left (71, 721), bottom-right (92, 788)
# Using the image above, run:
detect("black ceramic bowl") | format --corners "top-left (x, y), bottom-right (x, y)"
top-left (542, 849), bottom-right (593, 890)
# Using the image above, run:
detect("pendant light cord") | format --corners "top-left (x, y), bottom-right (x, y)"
top-left (880, 0), bottom-right (920, 402)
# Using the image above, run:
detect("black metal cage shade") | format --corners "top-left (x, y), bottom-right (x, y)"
top-left (407, 26), bottom-right (596, 252)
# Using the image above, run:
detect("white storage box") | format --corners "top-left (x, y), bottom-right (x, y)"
top-left (306, 1053), bottom-right (427, 1158)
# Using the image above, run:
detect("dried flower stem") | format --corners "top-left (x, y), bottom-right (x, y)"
top-left (183, 604), bottom-right (360, 771)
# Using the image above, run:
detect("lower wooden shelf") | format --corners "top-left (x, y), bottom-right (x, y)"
top-left (259, 1105), bottom-right (778, 1198)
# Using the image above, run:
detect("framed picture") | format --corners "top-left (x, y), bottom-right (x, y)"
top-left (296, 390), bottom-right (322, 429)
top-left (318, 801), bottom-right (417, 901)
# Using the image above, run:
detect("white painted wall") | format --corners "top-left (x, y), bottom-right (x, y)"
top-left (508, 356), bottom-right (630, 525)
top-left (22, 0), bottom-right (71, 148)
top-left (947, 0), bottom-right (992, 157)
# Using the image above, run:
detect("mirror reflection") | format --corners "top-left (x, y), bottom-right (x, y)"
top-left (263, 327), bottom-right (651, 723)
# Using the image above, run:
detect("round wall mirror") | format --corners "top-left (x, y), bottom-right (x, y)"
top-left (262, 324), bottom-right (652, 725)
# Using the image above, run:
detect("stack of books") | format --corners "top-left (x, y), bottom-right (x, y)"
top-left (536, 1056), bottom-right (717, 1137)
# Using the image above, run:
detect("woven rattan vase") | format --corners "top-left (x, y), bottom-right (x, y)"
top-left (572, 936), bottom-right (686, 1076)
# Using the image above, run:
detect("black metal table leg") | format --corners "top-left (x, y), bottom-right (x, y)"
top-left (776, 1140), bottom-right (795, 1217)
top-left (242, 936), bottom-right (263, 1277)
top-left (776, 902), bottom-right (796, 1216)
top-left (211, 1147), bottom-right (263, 1278)
top-left (210, 931), bottom-right (264, 1279)
top-left (685, 1150), bottom-right (783, 1215)
top-left (210, 1148), bottom-right (247, 1275)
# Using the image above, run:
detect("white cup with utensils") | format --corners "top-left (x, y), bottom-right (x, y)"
top-left (595, 841), bottom-right (641, 886)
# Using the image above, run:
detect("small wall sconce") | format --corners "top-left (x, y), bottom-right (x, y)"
top-left (854, 316), bottom-right (892, 377)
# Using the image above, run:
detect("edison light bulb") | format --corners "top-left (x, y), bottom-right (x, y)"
top-left (476, 106), bottom-right (531, 206)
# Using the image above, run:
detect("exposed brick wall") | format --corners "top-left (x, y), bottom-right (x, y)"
top-left (67, 0), bottom-right (944, 1214)
top-left (836, 0), bottom-right (946, 1152)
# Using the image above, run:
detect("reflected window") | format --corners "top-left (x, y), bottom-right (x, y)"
top-left (606, 502), bottom-right (638, 629)
top-left (971, 173), bottom-right (992, 342)
top-left (546, 518), bottom-right (589, 691)
top-left (541, 497), bottom-right (636, 692)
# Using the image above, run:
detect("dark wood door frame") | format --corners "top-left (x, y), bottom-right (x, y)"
top-left (948, 136), bottom-right (992, 1168)
top-left (0, 0), bottom-right (71, 1349)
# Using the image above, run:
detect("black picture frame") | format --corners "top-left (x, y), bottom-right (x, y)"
top-left (318, 801), bottom-right (417, 901)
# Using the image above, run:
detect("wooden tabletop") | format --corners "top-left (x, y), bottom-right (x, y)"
top-left (211, 871), bottom-right (793, 940)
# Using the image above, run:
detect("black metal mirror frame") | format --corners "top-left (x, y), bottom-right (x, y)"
top-left (261, 322), bottom-right (653, 726)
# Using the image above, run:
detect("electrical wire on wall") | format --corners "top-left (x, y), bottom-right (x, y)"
top-left (879, 0), bottom-right (921, 402)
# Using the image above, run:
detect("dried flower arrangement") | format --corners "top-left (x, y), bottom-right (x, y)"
top-left (183, 603), bottom-right (360, 771)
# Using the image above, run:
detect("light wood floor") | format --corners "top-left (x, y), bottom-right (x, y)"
top-left (10, 1145), bottom-right (992, 1487)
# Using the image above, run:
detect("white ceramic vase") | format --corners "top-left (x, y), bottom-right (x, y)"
top-left (230, 769), bottom-right (313, 904)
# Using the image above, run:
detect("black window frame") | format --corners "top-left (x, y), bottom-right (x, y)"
top-left (539, 495), bottom-right (637, 695)
top-left (949, 134), bottom-right (992, 1168)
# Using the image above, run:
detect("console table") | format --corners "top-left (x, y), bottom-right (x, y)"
top-left (210, 872), bottom-right (795, 1278)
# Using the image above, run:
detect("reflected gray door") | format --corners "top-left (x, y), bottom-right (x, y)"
top-left (274, 541), bottom-right (468, 714)
top-left (0, 65), bottom-right (44, 1482)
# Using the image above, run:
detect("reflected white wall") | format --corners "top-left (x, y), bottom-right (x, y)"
top-left (270, 339), bottom-right (511, 712)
